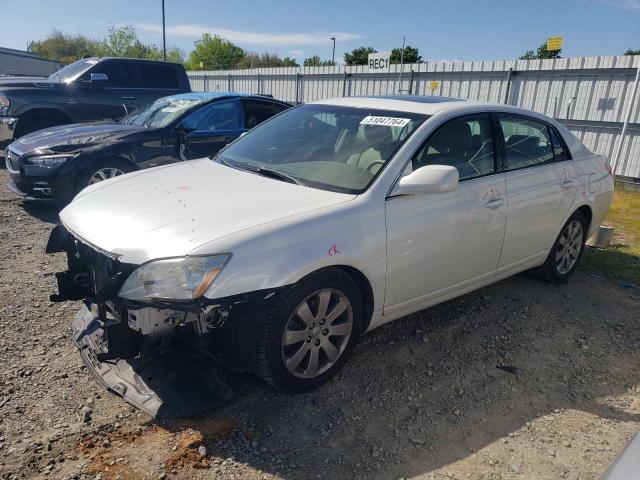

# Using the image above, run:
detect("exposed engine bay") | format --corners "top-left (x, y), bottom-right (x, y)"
top-left (46, 224), bottom-right (273, 417)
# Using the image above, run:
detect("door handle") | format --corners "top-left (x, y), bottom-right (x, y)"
top-left (560, 179), bottom-right (576, 190)
top-left (484, 198), bottom-right (505, 209)
top-left (122, 96), bottom-right (136, 100)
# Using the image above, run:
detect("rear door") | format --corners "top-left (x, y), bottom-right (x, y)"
top-left (178, 99), bottom-right (242, 159)
top-left (136, 62), bottom-right (183, 109)
top-left (497, 114), bottom-right (578, 269)
top-left (384, 113), bottom-right (507, 311)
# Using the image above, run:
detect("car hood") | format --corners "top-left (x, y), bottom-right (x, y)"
top-left (60, 159), bottom-right (355, 264)
top-left (0, 77), bottom-right (57, 88)
top-left (10, 122), bottom-right (146, 154)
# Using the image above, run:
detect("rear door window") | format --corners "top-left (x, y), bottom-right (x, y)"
top-left (549, 127), bottom-right (570, 162)
top-left (241, 100), bottom-right (288, 129)
top-left (498, 115), bottom-right (554, 171)
top-left (139, 64), bottom-right (180, 89)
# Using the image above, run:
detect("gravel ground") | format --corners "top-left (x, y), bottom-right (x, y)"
top-left (0, 167), bottom-right (639, 480)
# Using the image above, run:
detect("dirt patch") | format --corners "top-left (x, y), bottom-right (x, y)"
top-left (0, 168), bottom-right (638, 480)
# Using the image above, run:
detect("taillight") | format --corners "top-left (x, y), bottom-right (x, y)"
top-left (605, 159), bottom-right (612, 177)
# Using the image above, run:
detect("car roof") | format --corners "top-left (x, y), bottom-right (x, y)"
top-left (312, 95), bottom-right (548, 118)
top-left (167, 92), bottom-right (288, 103)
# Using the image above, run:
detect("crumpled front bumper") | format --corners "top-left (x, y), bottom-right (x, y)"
top-left (73, 304), bottom-right (234, 417)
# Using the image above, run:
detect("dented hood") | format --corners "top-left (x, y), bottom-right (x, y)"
top-left (11, 122), bottom-right (144, 153)
top-left (59, 159), bottom-right (354, 264)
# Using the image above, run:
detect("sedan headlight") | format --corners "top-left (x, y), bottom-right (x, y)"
top-left (118, 254), bottom-right (231, 301)
top-left (25, 154), bottom-right (75, 168)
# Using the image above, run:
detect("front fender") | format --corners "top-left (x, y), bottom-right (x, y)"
top-left (193, 197), bottom-right (387, 311)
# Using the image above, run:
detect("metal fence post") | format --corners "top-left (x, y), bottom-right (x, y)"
top-left (295, 73), bottom-right (301, 104)
top-left (257, 73), bottom-right (261, 95)
top-left (612, 63), bottom-right (640, 173)
top-left (227, 73), bottom-right (232, 92)
top-left (407, 69), bottom-right (414, 96)
top-left (203, 74), bottom-right (208, 92)
top-left (503, 67), bottom-right (513, 105)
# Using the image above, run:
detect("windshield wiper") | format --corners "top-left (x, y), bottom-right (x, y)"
top-left (256, 166), bottom-right (306, 186)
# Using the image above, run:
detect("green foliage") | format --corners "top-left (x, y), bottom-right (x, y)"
top-left (624, 48), bottom-right (640, 56)
top-left (27, 26), bottom-right (185, 65)
top-left (520, 41), bottom-right (561, 60)
top-left (303, 55), bottom-right (334, 67)
top-left (186, 33), bottom-right (245, 70)
top-left (390, 45), bottom-right (422, 64)
top-left (344, 46), bottom-right (377, 65)
top-left (235, 52), bottom-right (299, 69)
top-left (27, 29), bottom-right (101, 65)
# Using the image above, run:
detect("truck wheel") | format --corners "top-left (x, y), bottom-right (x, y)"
top-left (75, 160), bottom-right (134, 193)
top-left (256, 269), bottom-right (363, 392)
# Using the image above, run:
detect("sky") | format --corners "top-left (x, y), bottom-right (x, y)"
top-left (0, 0), bottom-right (639, 63)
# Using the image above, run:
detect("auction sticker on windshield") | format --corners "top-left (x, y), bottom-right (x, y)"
top-left (360, 116), bottom-right (411, 127)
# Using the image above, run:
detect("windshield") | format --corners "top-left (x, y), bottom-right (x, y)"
top-left (123, 97), bottom-right (205, 128)
top-left (48, 58), bottom-right (98, 82)
top-left (218, 104), bottom-right (428, 193)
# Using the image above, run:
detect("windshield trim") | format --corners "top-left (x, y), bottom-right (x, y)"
top-left (217, 104), bottom-right (429, 195)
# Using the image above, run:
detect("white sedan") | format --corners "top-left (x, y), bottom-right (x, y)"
top-left (48, 95), bottom-right (614, 403)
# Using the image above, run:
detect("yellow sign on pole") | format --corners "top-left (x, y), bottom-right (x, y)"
top-left (547, 36), bottom-right (563, 51)
top-left (430, 80), bottom-right (439, 91)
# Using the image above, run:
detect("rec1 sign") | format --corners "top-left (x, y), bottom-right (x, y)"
top-left (368, 52), bottom-right (391, 71)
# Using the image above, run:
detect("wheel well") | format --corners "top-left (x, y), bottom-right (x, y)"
top-left (575, 205), bottom-right (593, 231)
top-left (332, 265), bottom-right (375, 333)
top-left (15, 109), bottom-right (72, 137)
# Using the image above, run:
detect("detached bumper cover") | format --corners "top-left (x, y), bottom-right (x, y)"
top-left (73, 304), bottom-right (234, 417)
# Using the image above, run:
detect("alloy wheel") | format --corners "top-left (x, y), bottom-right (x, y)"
top-left (555, 219), bottom-right (584, 274)
top-left (281, 288), bottom-right (353, 379)
top-left (89, 167), bottom-right (125, 185)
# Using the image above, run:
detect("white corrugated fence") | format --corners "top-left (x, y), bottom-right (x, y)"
top-left (187, 55), bottom-right (640, 180)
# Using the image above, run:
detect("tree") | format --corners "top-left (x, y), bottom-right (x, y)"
top-left (27, 26), bottom-right (185, 65)
top-left (303, 55), bottom-right (334, 67)
top-left (235, 52), bottom-right (299, 69)
top-left (344, 46), bottom-right (377, 65)
top-left (390, 45), bottom-right (421, 64)
top-left (27, 29), bottom-right (101, 65)
top-left (186, 33), bottom-right (245, 70)
top-left (520, 41), bottom-right (561, 60)
top-left (624, 48), bottom-right (640, 55)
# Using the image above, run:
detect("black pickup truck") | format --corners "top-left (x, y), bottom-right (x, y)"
top-left (0, 57), bottom-right (191, 149)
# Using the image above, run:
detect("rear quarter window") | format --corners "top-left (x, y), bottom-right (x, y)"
top-left (139, 64), bottom-right (180, 89)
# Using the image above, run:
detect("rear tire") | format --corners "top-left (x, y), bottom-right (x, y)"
top-left (533, 210), bottom-right (588, 283)
top-left (256, 268), bottom-right (363, 392)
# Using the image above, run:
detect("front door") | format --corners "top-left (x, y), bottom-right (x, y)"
top-left (179, 99), bottom-right (242, 160)
top-left (384, 114), bottom-right (507, 311)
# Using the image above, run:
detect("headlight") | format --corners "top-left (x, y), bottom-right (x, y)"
top-left (25, 154), bottom-right (75, 168)
top-left (0, 95), bottom-right (9, 115)
top-left (118, 254), bottom-right (231, 301)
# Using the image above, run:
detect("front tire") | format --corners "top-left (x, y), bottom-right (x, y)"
top-left (75, 159), bottom-right (134, 194)
top-left (535, 210), bottom-right (588, 283)
top-left (256, 269), bottom-right (363, 392)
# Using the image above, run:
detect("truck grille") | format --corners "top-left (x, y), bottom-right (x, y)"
top-left (5, 148), bottom-right (20, 173)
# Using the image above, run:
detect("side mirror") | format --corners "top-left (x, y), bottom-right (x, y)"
top-left (84, 72), bottom-right (109, 87)
top-left (397, 165), bottom-right (459, 195)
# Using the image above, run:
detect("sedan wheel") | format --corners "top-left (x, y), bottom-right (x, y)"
top-left (555, 219), bottom-right (583, 274)
top-left (89, 167), bottom-right (125, 185)
top-left (281, 288), bottom-right (353, 379)
top-left (256, 268), bottom-right (363, 392)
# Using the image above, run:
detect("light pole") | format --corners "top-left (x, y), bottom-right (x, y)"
top-left (330, 37), bottom-right (336, 65)
top-left (162, 0), bottom-right (166, 61)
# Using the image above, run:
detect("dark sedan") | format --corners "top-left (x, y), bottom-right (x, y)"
top-left (5, 92), bottom-right (290, 203)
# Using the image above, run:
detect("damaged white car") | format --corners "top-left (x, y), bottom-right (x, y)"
top-left (47, 96), bottom-right (614, 416)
